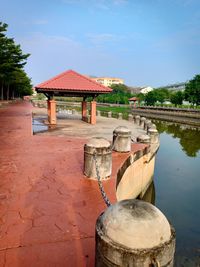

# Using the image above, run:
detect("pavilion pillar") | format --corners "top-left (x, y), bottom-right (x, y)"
top-left (82, 101), bottom-right (87, 121)
top-left (90, 101), bottom-right (96, 125)
top-left (48, 99), bottom-right (56, 125)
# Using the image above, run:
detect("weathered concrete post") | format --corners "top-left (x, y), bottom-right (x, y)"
top-left (134, 115), bottom-right (140, 125)
top-left (140, 117), bottom-right (146, 128)
top-left (137, 134), bottom-right (150, 144)
top-left (84, 137), bottom-right (112, 180)
top-left (118, 113), bottom-right (122, 120)
top-left (147, 123), bottom-right (156, 132)
top-left (97, 110), bottom-right (101, 116)
top-left (108, 111), bottom-right (112, 118)
top-left (128, 114), bottom-right (133, 121)
top-left (144, 119), bottom-right (151, 131)
top-left (95, 199), bottom-right (175, 267)
top-left (112, 126), bottom-right (131, 152)
top-left (148, 128), bottom-right (159, 144)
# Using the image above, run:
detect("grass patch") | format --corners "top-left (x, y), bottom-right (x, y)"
top-left (97, 105), bottom-right (131, 113)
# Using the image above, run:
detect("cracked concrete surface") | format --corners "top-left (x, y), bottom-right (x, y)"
top-left (0, 101), bottom-right (146, 267)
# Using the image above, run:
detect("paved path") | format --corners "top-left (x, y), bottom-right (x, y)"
top-left (32, 109), bottom-right (145, 141)
top-left (0, 101), bottom-right (146, 267)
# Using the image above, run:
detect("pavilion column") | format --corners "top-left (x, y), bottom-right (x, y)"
top-left (90, 101), bottom-right (96, 125)
top-left (48, 99), bottom-right (56, 125)
top-left (82, 101), bottom-right (87, 121)
top-left (47, 100), bottom-right (50, 121)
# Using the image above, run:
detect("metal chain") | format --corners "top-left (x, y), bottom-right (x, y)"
top-left (131, 137), bottom-right (136, 143)
top-left (93, 150), bottom-right (111, 207)
top-left (93, 134), bottom-right (135, 207)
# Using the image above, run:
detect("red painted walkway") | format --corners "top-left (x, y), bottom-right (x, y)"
top-left (0, 101), bottom-right (146, 267)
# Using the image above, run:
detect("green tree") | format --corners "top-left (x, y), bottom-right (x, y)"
top-left (0, 21), bottom-right (31, 100)
top-left (144, 91), bottom-right (157, 106)
top-left (170, 91), bottom-right (183, 106)
top-left (185, 74), bottom-right (200, 106)
top-left (136, 93), bottom-right (145, 102)
top-left (96, 83), bottom-right (132, 104)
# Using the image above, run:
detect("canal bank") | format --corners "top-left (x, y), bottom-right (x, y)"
top-left (131, 107), bottom-right (200, 127)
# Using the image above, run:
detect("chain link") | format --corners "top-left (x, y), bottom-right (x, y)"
top-left (93, 150), bottom-right (111, 207)
top-left (93, 134), bottom-right (135, 207)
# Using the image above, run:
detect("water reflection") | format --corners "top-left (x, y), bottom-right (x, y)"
top-left (32, 118), bottom-right (48, 134)
top-left (153, 121), bottom-right (200, 266)
top-left (153, 120), bottom-right (200, 157)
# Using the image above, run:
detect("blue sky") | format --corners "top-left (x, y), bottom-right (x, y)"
top-left (1, 0), bottom-right (200, 87)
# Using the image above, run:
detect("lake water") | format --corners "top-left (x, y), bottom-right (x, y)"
top-left (32, 118), bottom-right (48, 134)
top-left (153, 121), bottom-right (200, 266)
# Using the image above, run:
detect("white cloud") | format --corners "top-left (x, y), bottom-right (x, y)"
top-left (32, 19), bottom-right (48, 25)
top-left (16, 32), bottom-right (119, 85)
top-left (61, 0), bottom-right (128, 9)
top-left (86, 33), bottom-right (126, 48)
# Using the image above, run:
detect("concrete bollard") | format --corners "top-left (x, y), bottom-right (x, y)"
top-left (137, 134), bottom-right (150, 144)
top-left (95, 199), bottom-right (175, 267)
top-left (144, 119), bottom-right (151, 131)
top-left (113, 126), bottom-right (131, 152)
top-left (84, 137), bottom-right (112, 180)
top-left (140, 117), bottom-right (146, 128)
top-left (128, 114), bottom-right (133, 121)
top-left (134, 115), bottom-right (140, 125)
top-left (108, 111), bottom-right (112, 118)
top-left (151, 123), bottom-right (157, 129)
top-left (147, 123), bottom-right (157, 132)
top-left (148, 128), bottom-right (159, 144)
top-left (97, 110), bottom-right (101, 116)
top-left (118, 113), bottom-right (122, 120)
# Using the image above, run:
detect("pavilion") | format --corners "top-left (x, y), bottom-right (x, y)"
top-left (35, 70), bottom-right (112, 125)
top-left (129, 96), bottom-right (140, 108)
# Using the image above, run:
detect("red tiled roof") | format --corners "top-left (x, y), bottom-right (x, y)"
top-left (35, 69), bottom-right (112, 93)
top-left (129, 97), bottom-right (138, 101)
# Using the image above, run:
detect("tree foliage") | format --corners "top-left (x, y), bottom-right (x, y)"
top-left (170, 91), bottom-right (183, 106)
top-left (185, 74), bottom-right (200, 106)
top-left (0, 21), bottom-right (32, 100)
top-left (96, 84), bottom-right (132, 104)
top-left (144, 91), bottom-right (157, 105)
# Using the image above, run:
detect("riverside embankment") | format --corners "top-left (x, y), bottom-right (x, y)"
top-left (131, 106), bottom-right (200, 126)
top-left (32, 100), bottom-right (200, 126)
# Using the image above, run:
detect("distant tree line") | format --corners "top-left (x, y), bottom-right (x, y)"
top-left (0, 22), bottom-right (32, 100)
top-left (143, 74), bottom-right (200, 106)
top-left (96, 74), bottom-right (200, 107)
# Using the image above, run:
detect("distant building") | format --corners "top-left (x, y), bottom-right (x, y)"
top-left (140, 86), bottom-right (153, 94)
top-left (91, 77), bottom-right (124, 87)
top-left (159, 82), bottom-right (186, 92)
top-left (128, 86), bottom-right (153, 94)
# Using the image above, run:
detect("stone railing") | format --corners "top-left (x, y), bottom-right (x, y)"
top-left (83, 121), bottom-right (175, 267)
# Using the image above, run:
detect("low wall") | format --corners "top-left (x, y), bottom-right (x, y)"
top-left (116, 142), bottom-right (158, 201)
top-left (132, 108), bottom-right (200, 126)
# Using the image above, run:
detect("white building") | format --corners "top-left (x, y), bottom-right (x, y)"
top-left (140, 86), bottom-right (153, 94)
top-left (91, 77), bottom-right (124, 87)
